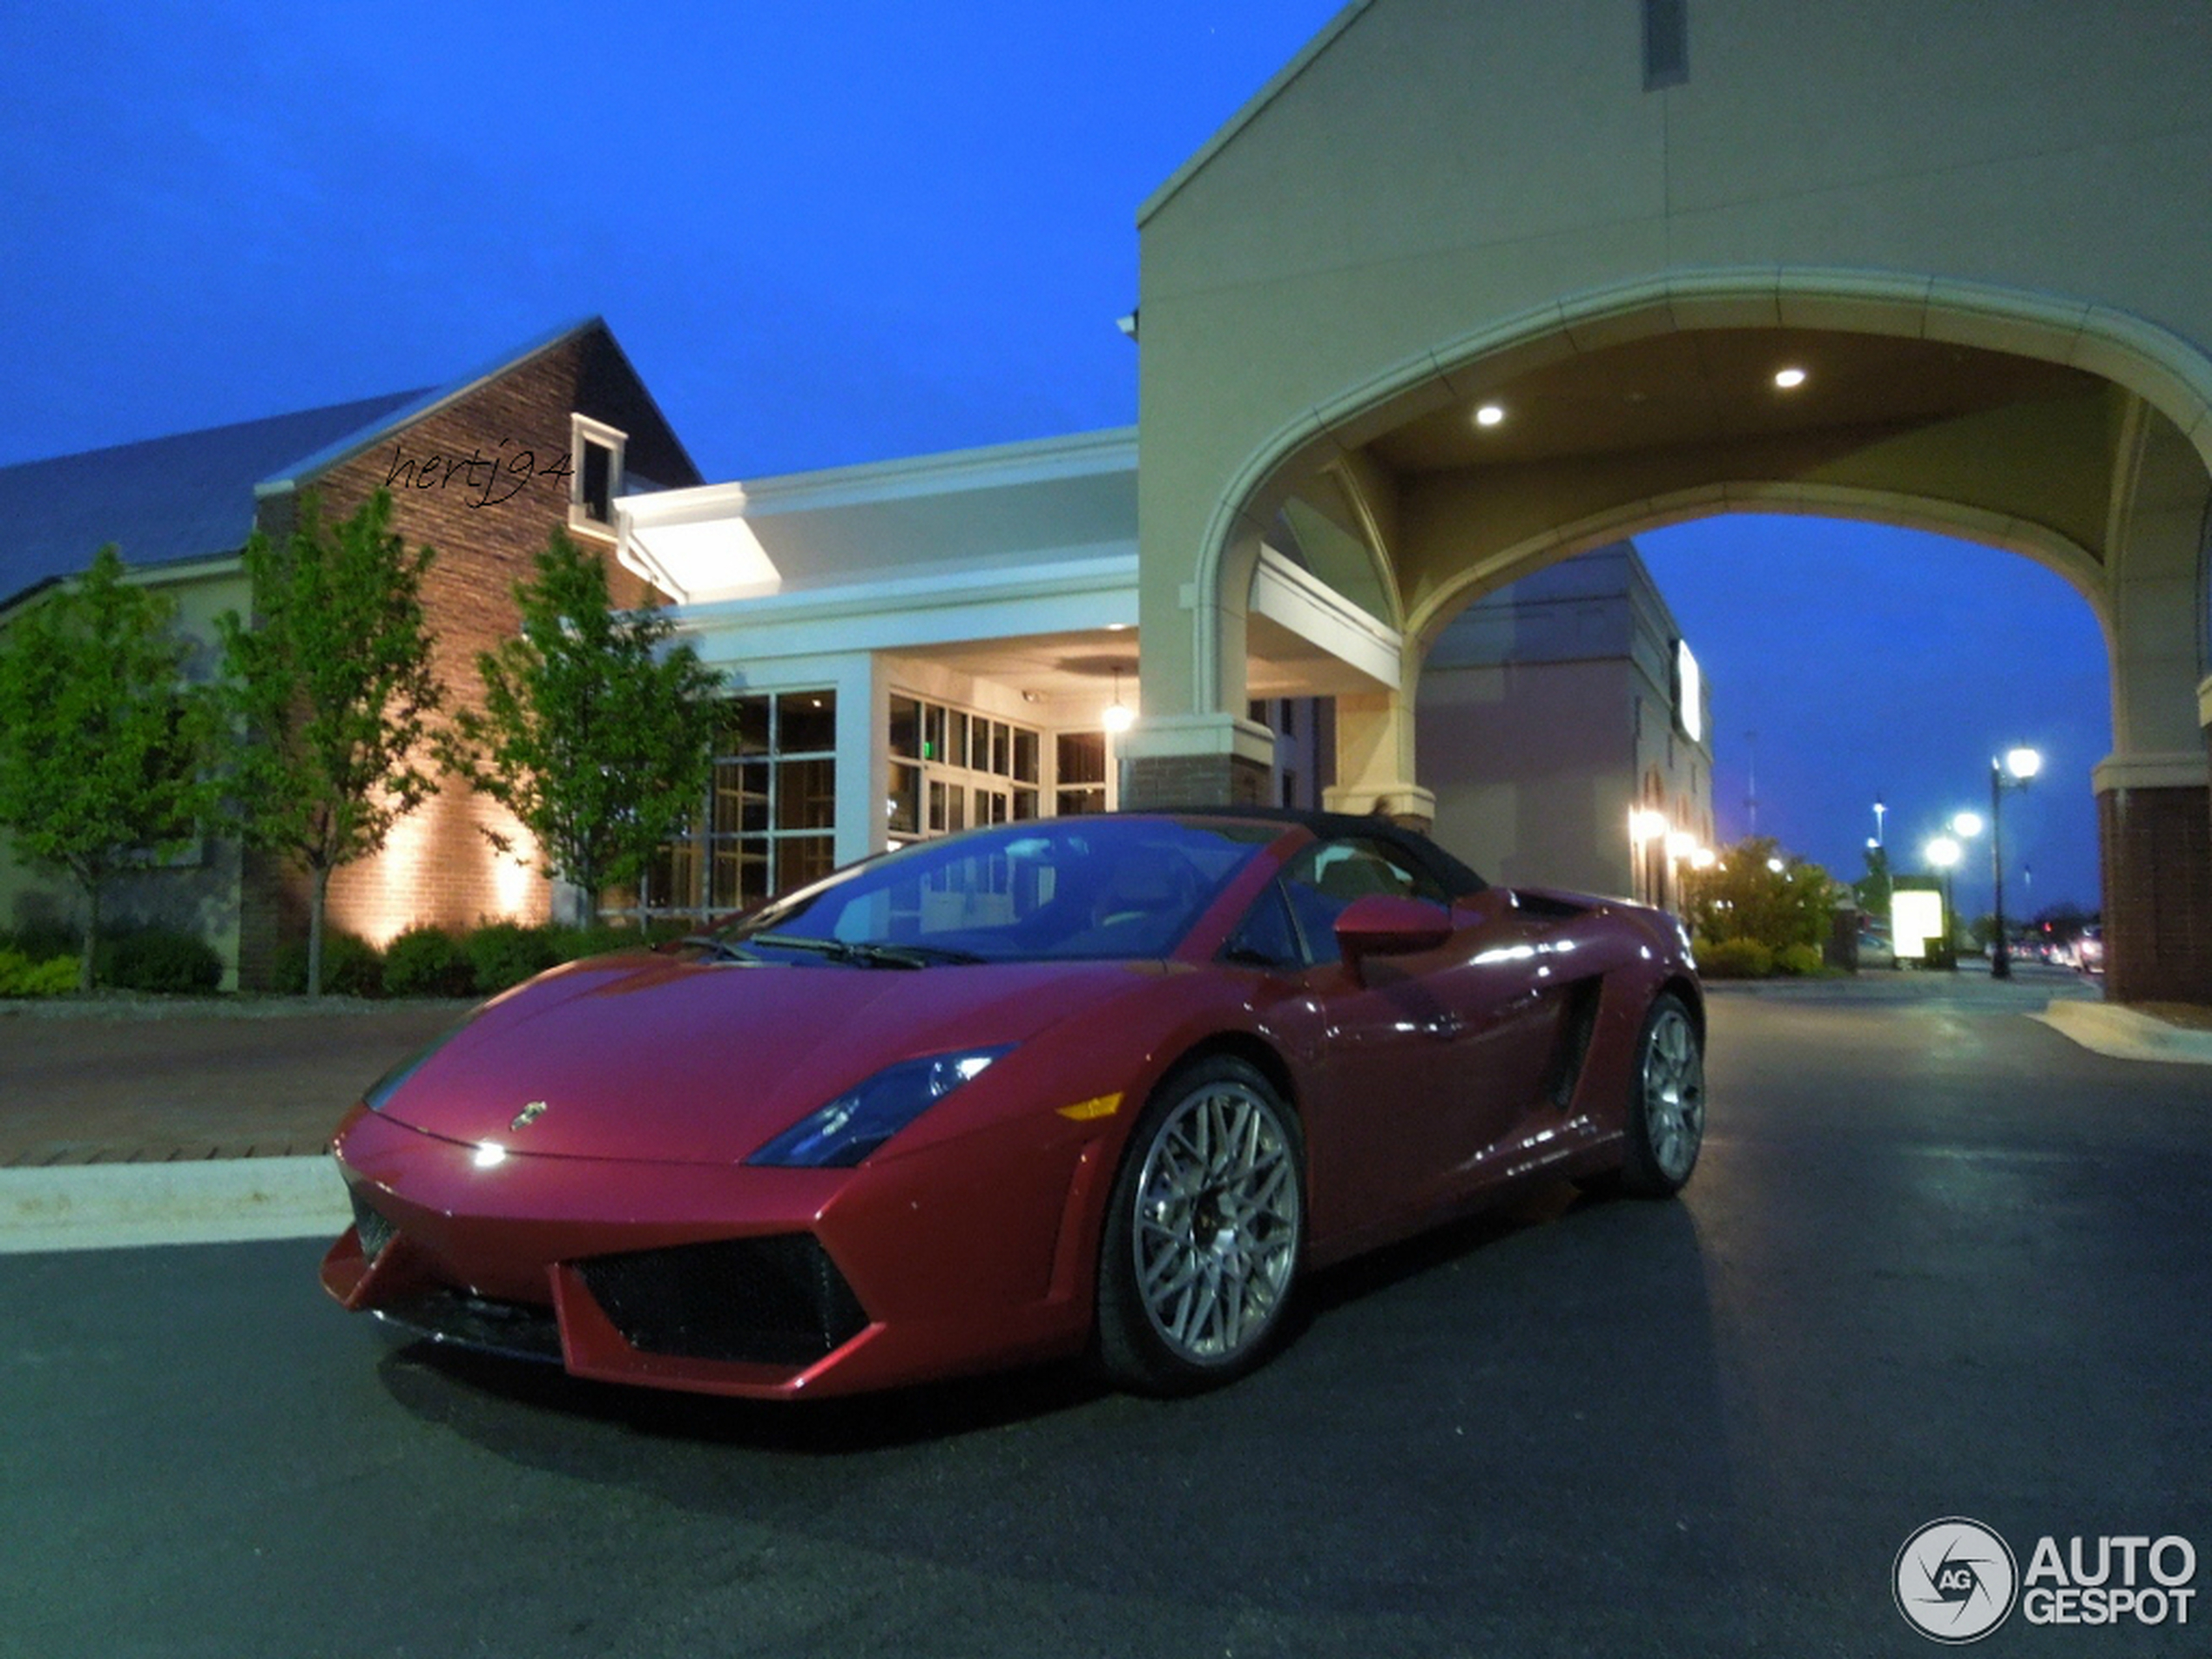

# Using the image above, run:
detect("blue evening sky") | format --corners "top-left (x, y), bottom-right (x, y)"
top-left (0, 1), bottom-right (2112, 911)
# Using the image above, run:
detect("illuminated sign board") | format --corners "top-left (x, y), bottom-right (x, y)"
top-left (1673, 641), bottom-right (1703, 743)
top-left (1891, 889), bottom-right (1946, 961)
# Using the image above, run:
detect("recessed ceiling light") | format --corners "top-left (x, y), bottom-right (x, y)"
top-left (1773, 367), bottom-right (1808, 389)
top-left (1474, 403), bottom-right (1506, 428)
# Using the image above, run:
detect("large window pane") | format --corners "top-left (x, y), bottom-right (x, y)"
top-left (779, 691), bottom-right (837, 754)
top-left (778, 758), bottom-right (836, 831)
top-left (887, 695), bottom-right (921, 761)
top-left (887, 762), bottom-right (921, 836)
top-left (1058, 731), bottom-right (1106, 786)
top-left (725, 697), bottom-right (771, 758)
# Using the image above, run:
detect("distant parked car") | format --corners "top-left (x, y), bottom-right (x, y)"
top-left (1856, 925), bottom-right (1897, 969)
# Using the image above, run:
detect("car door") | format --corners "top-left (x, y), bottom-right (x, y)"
top-left (1226, 837), bottom-right (1568, 1249)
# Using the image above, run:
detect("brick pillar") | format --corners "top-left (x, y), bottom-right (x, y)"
top-left (2096, 775), bottom-right (2212, 1004)
top-left (1120, 714), bottom-right (1277, 809)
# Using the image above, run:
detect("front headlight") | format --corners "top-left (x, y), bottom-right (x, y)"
top-left (746, 1045), bottom-right (1013, 1169)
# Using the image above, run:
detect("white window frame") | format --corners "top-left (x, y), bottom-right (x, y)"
top-left (568, 414), bottom-right (627, 539)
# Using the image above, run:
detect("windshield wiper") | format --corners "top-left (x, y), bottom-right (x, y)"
top-left (745, 933), bottom-right (982, 969)
top-left (676, 934), bottom-right (761, 963)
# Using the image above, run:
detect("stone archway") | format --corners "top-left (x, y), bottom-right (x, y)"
top-left (1126, 270), bottom-right (2212, 1000)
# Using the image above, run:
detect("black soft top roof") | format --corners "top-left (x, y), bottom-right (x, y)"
top-left (1130, 806), bottom-right (1488, 898)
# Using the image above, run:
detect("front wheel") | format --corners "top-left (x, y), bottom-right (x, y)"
top-left (1619, 992), bottom-right (1704, 1197)
top-left (1095, 1056), bottom-right (1305, 1395)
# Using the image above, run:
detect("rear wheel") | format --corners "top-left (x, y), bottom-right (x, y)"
top-left (1619, 992), bottom-right (1704, 1196)
top-left (1096, 1056), bottom-right (1305, 1394)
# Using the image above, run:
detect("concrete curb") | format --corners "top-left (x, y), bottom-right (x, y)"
top-left (0, 1157), bottom-right (349, 1254)
top-left (2030, 1000), bottom-right (2212, 1066)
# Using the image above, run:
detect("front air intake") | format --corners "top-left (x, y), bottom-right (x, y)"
top-left (350, 1189), bottom-right (397, 1264)
top-left (577, 1234), bottom-right (869, 1366)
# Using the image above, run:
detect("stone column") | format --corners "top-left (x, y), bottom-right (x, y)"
top-left (1324, 689), bottom-right (1437, 831)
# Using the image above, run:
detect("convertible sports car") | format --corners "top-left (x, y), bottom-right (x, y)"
top-left (322, 808), bottom-right (1704, 1399)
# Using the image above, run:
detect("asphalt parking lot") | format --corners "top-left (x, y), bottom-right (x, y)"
top-left (3, 969), bottom-right (2207, 1656)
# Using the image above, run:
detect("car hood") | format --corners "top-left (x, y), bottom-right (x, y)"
top-left (370, 951), bottom-right (1157, 1165)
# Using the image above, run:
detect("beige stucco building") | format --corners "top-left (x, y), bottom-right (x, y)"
top-left (1420, 543), bottom-right (1713, 906)
top-left (1116, 0), bottom-right (2212, 1001)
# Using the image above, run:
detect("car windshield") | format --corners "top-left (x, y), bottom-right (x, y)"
top-left (715, 818), bottom-right (1279, 965)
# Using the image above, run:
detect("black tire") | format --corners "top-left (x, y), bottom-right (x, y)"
top-left (1095, 1055), bottom-right (1305, 1395)
top-left (1618, 992), bottom-right (1704, 1197)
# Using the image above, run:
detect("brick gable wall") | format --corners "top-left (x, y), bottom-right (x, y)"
top-left (236, 329), bottom-right (691, 988)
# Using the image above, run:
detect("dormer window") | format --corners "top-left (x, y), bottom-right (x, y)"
top-left (569, 414), bottom-right (626, 536)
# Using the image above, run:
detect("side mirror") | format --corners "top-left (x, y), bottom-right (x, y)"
top-left (1334, 894), bottom-right (1453, 965)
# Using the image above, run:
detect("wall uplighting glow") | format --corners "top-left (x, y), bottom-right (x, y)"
top-left (1665, 830), bottom-right (1698, 860)
top-left (1629, 808), bottom-right (1669, 844)
top-left (492, 818), bottom-right (539, 920)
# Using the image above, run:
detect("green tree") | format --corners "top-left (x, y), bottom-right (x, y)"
top-left (0, 547), bottom-right (222, 990)
top-left (217, 490), bottom-right (444, 996)
top-left (1854, 842), bottom-right (1893, 918)
top-left (1683, 836), bottom-right (1842, 955)
top-left (441, 530), bottom-right (719, 925)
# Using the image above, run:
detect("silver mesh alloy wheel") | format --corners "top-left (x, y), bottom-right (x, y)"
top-left (1640, 1001), bottom-right (1704, 1184)
top-left (1129, 1078), bottom-right (1302, 1364)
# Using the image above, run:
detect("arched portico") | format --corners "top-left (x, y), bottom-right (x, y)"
top-left (1123, 1), bottom-right (2212, 1001)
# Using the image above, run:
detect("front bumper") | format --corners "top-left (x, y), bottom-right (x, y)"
top-left (321, 1103), bottom-right (1110, 1399)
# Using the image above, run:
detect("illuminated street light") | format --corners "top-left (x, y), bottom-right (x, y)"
top-left (1950, 811), bottom-right (1983, 839)
top-left (1766, 856), bottom-right (1786, 874)
top-left (1990, 746), bottom-right (2043, 980)
top-left (1926, 837), bottom-right (1962, 968)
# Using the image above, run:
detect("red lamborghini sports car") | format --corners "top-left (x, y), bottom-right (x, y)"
top-left (322, 809), bottom-right (1704, 1399)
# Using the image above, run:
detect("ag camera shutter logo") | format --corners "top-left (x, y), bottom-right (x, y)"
top-left (1893, 1517), bottom-right (2019, 1643)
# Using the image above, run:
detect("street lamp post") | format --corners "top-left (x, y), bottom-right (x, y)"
top-left (1989, 747), bottom-right (2042, 981)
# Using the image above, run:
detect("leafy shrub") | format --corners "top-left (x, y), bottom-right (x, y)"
top-left (463, 922), bottom-right (559, 994)
top-left (97, 927), bottom-right (223, 994)
top-left (543, 923), bottom-right (667, 964)
top-left (1775, 942), bottom-right (1826, 977)
top-left (1697, 937), bottom-right (1774, 979)
top-left (381, 926), bottom-right (472, 997)
top-left (1, 921), bottom-right (82, 961)
top-left (0, 948), bottom-right (78, 997)
top-left (274, 932), bottom-right (384, 996)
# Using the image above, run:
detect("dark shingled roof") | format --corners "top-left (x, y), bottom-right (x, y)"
top-left (0, 389), bottom-right (427, 609)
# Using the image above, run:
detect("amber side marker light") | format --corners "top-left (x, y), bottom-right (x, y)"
top-left (1057, 1093), bottom-right (1123, 1122)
